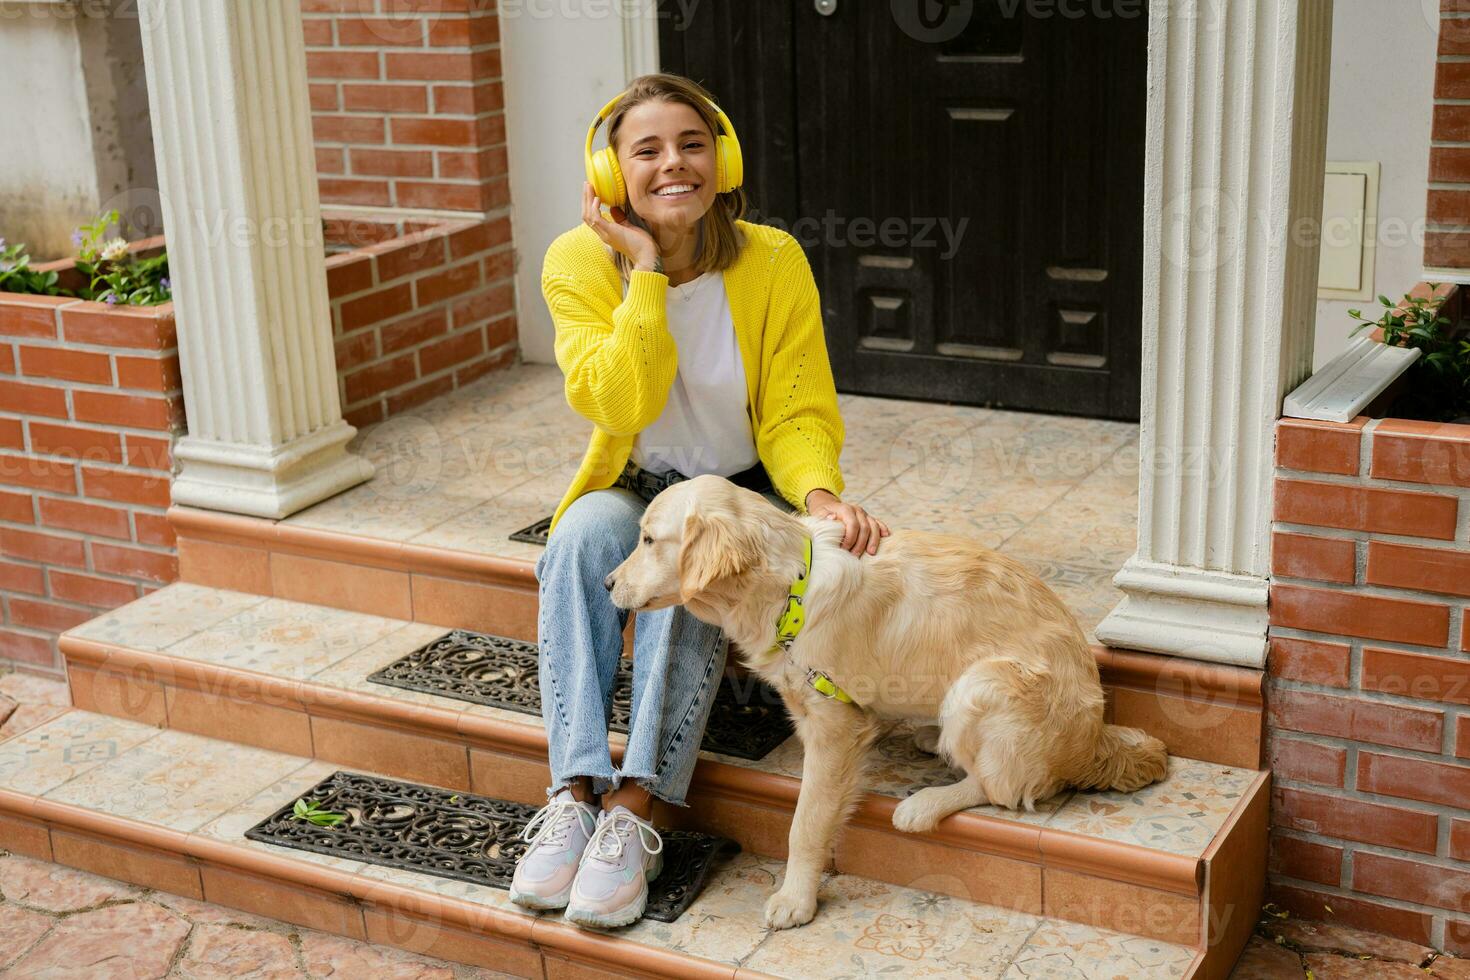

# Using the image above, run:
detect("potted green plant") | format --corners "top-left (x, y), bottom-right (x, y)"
top-left (1349, 286), bottom-right (1470, 423)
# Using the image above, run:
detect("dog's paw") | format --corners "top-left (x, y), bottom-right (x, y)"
top-left (764, 888), bottom-right (817, 930)
top-left (892, 794), bottom-right (941, 834)
top-left (912, 725), bottom-right (941, 755)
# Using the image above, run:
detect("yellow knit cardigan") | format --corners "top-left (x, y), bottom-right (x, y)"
top-left (541, 219), bottom-right (845, 535)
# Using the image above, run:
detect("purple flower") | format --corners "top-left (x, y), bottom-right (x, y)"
top-left (104, 295), bottom-right (118, 305)
top-left (161, 278), bottom-right (172, 290)
top-left (71, 230), bottom-right (85, 247)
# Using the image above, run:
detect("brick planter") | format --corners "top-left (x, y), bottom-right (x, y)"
top-left (0, 291), bottom-right (184, 672)
top-left (0, 213), bottom-right (518, 673)
top-left (321, 212), bottom-right (518, 427)
top-left (1269, 405), bottom-right (1470, 951)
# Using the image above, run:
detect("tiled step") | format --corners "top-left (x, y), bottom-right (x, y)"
top-left (58, 583), bottom-right (1266, 976)
top-left (170, 505), bottom-right (1266, 770)
top-left (0, 709), bottom-right (1205, 979)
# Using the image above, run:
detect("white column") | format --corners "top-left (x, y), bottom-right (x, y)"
top-left (137, 0), bottom-right (372, 518)
top-left (1095, 0), bottom-right (1333, 668)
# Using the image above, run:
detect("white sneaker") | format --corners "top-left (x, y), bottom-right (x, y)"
top-left (508, 789), bottom-right (599, 910)
top-left (563, 805), bottom-right (664, 929)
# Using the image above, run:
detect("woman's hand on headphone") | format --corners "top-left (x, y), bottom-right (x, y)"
top-left (583, 182), bottom-right (660, 271)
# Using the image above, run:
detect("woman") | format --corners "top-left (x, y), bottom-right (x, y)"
top-left (510, 73), bottom-right (888, 929)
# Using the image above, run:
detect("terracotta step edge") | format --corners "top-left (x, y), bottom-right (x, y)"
top-left (60, 638), bottom-right (1210, 896)
top-left (170, 505), bottom-right (537, 586)
top-left (0, 786), bottom-right (741, 980)
top-left (170, 506), bottom-right (1263, 712)
top-left (1094, 647), bottom-right (1264, 708)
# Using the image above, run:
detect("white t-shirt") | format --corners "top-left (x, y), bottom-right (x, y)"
top-left (631, 270), bottom-right (761, 477)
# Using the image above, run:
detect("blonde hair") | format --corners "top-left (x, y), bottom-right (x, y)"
top-left (602, 73), bottom-right (748, 282)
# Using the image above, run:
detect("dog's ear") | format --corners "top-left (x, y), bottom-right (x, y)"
top-left (677, 504), bottom-right (761, 600)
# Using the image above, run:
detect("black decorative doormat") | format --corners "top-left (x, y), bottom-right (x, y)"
top-left (508, 517), bottom-right (552, 546)
top-left (244, 770), bottom-right (738, 923)
top-left (367, 629), bottom-right (794, 761)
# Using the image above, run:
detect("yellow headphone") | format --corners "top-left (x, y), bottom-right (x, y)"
top-left (584, 90), bottom-right (744, 209)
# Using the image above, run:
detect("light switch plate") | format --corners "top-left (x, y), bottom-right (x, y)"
top-left (1317, 161), bottom-right (1380, 302)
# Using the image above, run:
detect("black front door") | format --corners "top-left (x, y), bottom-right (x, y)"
top-left (660, 0), bottom-right (1146, 420)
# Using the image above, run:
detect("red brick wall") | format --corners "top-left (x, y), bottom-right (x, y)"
top-left (0, 295), bottom-right (185, 673)
top-left (1429, 1), bottom-right (1470, 268)
top-left (0, 213), bottom-right (518, 674)
top-left (324, 213), bottom-right (517, 427)
top-left (303, 0), bottom-right (508, 213)
top-left (1268, 413), bottom-right (1470, 953)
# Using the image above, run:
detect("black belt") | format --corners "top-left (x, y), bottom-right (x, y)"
top-left (615, 459), bottom-right (773, 500)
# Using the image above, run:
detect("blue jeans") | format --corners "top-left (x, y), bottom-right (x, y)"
top-left (533, 471), bottom-right (792, 807)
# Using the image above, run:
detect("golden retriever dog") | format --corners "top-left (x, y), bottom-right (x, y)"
top-left (604, 475), bottom-right (1169, 929)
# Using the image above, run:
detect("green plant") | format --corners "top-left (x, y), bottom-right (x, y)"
top-left (1350, 286), bottom-right (1470, 422)
top-left (290, 798), bottom-right (348, 828)
top-left (0, 239), bottom-right (61, 296)
top-left (73, 210), bottom-right (172, 307)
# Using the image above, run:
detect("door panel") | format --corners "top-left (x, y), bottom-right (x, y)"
top-left (660, 0), bottom-right (1145, 420)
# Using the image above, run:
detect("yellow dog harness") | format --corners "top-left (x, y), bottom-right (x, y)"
top-left (771, 537), bottom-right (855, 705)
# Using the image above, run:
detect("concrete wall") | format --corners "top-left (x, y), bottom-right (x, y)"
top-left (502, 4), bottom-right (657, 364)
top-left (1312, 0), bottom-right (1437, 369)
top-left (0, 0), bottom-right (157, 260)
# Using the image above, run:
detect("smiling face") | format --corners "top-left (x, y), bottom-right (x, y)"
top-left (614, 99), bottom-right (719, 230)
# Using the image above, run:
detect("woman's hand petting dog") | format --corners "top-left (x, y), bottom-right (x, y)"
top-left (804, 488), bottom-right (889, 556)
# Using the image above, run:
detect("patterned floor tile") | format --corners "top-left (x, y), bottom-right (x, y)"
top-left (355, 862), bottom-right (537, 921)
top-left (570, 850), bottom-right (775, 965)
top-left (194, 758), bottom-right (370, 875)
top-left (63, 582), bottom-right (267, 651)
top-left (0, 710), bottom-right (161, 796)
top-left (406, 486), bottom-right (561, 560)
top-left (860, 482), bottom-right (1053, 550)
top-left (1003, 918), bottom-right (1195, 978)
top-left (743, 870), bottom-right (1043, 978)
top-left (1002, 497), bottom-right (1138, 573)
top-left (286, 469), bottom-right (501, 540)
top-left (1043, 757), bottom-right (1257, 855)
top-left (45, 728), bottom-right (307, 832)
top-left (164, 597), bottom-right (409, 680)
top-left (299, 365), bottom-right (1138, 599)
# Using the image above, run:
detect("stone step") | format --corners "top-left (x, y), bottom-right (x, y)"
top-left (0, 708), bottom-right (1211, 979)
top-left (169, 505), bottom-right (1267, 770)
top-left (58, 583), bottom-right (1265, 974)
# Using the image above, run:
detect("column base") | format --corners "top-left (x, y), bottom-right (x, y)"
top-left (1094, 556), bottom-right (1270, 668)
top-left (170, 420), bottom-right (376, 519)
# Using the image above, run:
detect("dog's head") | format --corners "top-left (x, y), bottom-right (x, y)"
top-left (605, 474), bottom-right (774, 613)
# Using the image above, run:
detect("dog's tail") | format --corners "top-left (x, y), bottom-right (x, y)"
top-left (1073, 724), bottom-right (1169, 793)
